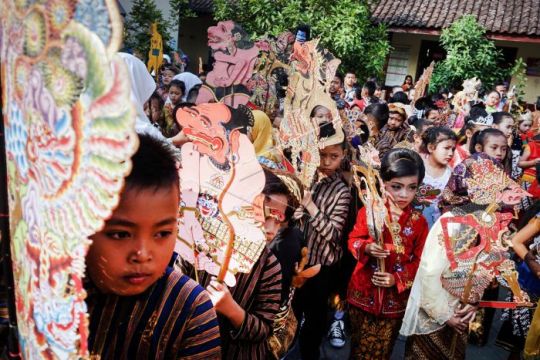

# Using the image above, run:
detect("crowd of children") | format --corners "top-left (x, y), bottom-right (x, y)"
top-left (75, 52), bottom-right (540, 360)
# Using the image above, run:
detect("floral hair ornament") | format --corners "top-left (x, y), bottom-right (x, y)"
top-left (468, 113), bottom-right (494, 127)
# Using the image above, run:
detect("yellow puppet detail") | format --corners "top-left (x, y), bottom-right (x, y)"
top-left (147, 23), bottom-right (163, 80)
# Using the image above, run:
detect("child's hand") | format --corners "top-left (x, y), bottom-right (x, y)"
top-left (372, 272), bottom-right (395, 287)
top-left (365, 243), bottom-right (390, 258)
top-left (206, 279), bottom-right (235, 314)
top-left (301, 190), bottom-right (318, 216)
top-left (445, 315), bottom-right (469, 334)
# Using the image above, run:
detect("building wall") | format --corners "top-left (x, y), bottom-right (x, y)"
top-left (389, 32), bottom-right (540, 104)
top-left (495, 40), bottom-right (540, 105)
top-left (178, 15), bottom-right (215, 73)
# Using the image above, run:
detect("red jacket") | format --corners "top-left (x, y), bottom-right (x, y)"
top-left (347, 206), bottom-right (428, 318)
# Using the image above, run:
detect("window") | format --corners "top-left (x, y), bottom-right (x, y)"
top-left (384, 47), bottom-right (410, 87)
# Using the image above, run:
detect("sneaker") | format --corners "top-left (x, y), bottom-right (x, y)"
top-left (328, 319), bottom-right (346, 348)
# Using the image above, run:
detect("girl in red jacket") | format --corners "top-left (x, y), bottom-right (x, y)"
top-left (347, 148), bottom-right (429, 359)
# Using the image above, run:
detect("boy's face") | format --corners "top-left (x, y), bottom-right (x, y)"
top-left (87, 185), bottom-right (179, 296)
top-left (387, 112), bottom-right (404, 130)
top-left (319, 144), bottom-right (344, 177)
top-left (344, 73), bottom-right (356, 87)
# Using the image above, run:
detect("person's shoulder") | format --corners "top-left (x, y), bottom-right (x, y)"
top-left (411, 209), bottom-right (428, 229)
top-left (165, 268), bottom-right (211, 308)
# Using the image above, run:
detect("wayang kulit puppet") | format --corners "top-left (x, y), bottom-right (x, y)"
top-left (174, 103), bottom-right (267, 286)
top-left (276, 37), bottom-right (344, 187)
top-left (0, 0), bottom-right (137, 357)
top-left (248, 31), bottom-right (295, 118)
top-left (196, 20), bottom-right (260, 108)
top-left (400, 157), bottom-right (532, 345)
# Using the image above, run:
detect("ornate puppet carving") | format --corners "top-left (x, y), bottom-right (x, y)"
top-left (412, 61), bottom-right (435, 106)
top-left (196, 21), bottom-right (260, 108)
top-left (175, 103), bottom-right (266, 286)
top-left (277, 38), bottom-right (343, 187)
top-left (1, 0), bottom-right (136, 357)
top-left (248, 31), bottom-right (294, 118)
top-left (440, 158), bottom-right (530, 305)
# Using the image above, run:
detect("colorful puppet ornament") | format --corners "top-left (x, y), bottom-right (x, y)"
top-left (175, 103), bottom-right (266, 287)
top-left (0, 0), bottom-right (137, 357)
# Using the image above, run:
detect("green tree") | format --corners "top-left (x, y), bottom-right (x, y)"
top-left (213, 0), bottom-right (390, 80)
top-left (430, 15), bottom-right (508, 92)
top-left (509, 57), bottom-right (527, 102)
top-left (124, 0), bottom-right (173, 61)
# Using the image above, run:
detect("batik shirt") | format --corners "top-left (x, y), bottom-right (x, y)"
top-left (87, 266), bottom-right (221, 359)
top-left (375, 124), bottom-right (415, 159)
top-left (300, 172), bottom-right (351, 267)
top-left (179, 247), bottom-right (282, 360)
top-left (347, 206), bottom-right (428, 318)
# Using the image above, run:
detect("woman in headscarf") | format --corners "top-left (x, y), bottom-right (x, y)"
top-left (173, 72), bottom-right (202, 103)
top-left (118, 52), bottom-right (164, 139)
top-left (250, 110), bottom-right (276, 160)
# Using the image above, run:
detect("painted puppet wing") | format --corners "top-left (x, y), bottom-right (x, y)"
top-left (176, 135), bottom-right (266, 287)
top-left (1, 0), bottom-right (136, 358)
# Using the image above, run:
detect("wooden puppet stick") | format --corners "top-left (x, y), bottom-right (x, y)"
top-left (217, 161), bottom-right (237, 283)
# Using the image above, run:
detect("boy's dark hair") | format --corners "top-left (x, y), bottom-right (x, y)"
top-left (169, 79), bottom-right (186, 95)
top-left (457, 120), bottom-right (477, 145)
top-left (364, 103), bottom-right (389, 131)
top-left (492, 111), bottom-right (514, 125)
top-left (389, 91), bottom-right (410, 105)
top-left (363, 81), bottom-right (377, 97)
top-left (469, 128), bottom-right (506, 154)
top-left (125, 134), bottom-right (179, 192)
top-left (381, 148), bottom-right (425, 184)
top-left (420, 126), bottom-right (457, 153)
top-left (425, 107), bottom-right (438, 118)
top-left (411, 118), bottom-right (433, 135)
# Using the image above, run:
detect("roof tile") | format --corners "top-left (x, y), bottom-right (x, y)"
top-left (371, 0), bottom-right (540, 37)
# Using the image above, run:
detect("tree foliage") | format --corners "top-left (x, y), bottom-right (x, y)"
top-left (430, 15), bottom-right (508, 92)
top-left (509, 57), bottom-right (527, 103)
top-left (124, 0), bottom-right (173, 60)
top-left (213, 0), bottom-right (390, 80)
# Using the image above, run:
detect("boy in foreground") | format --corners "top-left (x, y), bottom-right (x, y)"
top-left (85, 134), bottom-right (221, 359)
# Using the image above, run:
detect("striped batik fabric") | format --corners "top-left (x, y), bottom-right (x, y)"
top-left (180, 247), bottom-right (282, 360)
top-left (303, 172), bottom-right (351, 267)
top-left (87, 266), bottom-right (221, 359)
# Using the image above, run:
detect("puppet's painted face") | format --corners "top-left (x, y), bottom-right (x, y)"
top-left (176, 103), bottom-right (231, 165)
top-left (291, 41), bottom-right (315, 75)
top-left (207, 20), bottom-right (236, 52)
top-left (276, 31), bottom-right (294, 52)
top-left (496, 183), bottom-right (529, 206)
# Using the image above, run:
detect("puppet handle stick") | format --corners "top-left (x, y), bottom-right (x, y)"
top-left (217, 160), bottom-right (237, 283)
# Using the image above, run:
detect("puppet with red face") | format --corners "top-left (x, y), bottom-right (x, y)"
top-left (175, 103), bottom-right (266, 286)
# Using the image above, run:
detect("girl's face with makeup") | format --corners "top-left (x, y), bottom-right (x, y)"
top-left (384, 175), bottom-right (419, 209)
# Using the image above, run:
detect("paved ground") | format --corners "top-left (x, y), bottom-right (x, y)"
top-left (286, 291), bottom-right (512, 360)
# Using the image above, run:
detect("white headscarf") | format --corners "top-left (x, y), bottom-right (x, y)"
top-left (173, 72), bottom-right (202, 102)
top-left (118, 52), bottom-right (164, 138)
